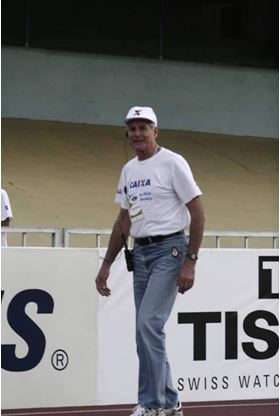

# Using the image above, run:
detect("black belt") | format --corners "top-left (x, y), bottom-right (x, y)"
top-left (135, 230), bottom-right (184, 246)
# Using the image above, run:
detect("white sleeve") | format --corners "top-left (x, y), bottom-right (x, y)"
top-left (1, 189), bottom-right (13, 221)
top-left (171, 156), bottom-right (202, 204)
top-left (114, 167), bottom-right (128, 209)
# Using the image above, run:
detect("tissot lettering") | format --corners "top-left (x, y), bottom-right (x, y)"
top-left (178, 310), bottom-right (278, 361)
top-left (178, 312), bottom-right (221, 360)
top-left (242, 310), bottom-right (279, 359)
top-left (225, 311), bottom-right (238, 359)
top-left (178, 257), bottom-right (279, 362)
top-left (258, 256), bottom-right (279, 299)
top-left (1, 289), bottom-right (54, 372)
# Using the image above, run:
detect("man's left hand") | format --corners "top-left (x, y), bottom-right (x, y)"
top-left (177, 260), bottom-right (196, 294)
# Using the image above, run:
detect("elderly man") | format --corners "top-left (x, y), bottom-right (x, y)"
top-left (96, 106), bottom-right (205, 416)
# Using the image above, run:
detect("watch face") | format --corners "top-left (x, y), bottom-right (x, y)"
top-left (187, 253), bottom-right (198, 260)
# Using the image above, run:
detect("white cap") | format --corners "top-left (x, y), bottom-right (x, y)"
top-left (124, 106), bottom-right (157, 126)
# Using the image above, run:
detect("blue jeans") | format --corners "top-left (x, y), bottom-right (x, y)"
top-left (132, 233), bottom-right (187, 408)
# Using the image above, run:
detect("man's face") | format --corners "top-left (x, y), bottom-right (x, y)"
top-left (126, 119), bottom-right (158, 154)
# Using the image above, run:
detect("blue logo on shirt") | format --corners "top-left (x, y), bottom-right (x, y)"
top-left (130, 179), bottom-right (151, 189)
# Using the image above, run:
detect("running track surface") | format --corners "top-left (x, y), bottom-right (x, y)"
top-left (2, 400), bottom-right (278, 416)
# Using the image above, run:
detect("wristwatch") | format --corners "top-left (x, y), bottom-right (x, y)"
top-left (186, 252), bottom-right (198, 261)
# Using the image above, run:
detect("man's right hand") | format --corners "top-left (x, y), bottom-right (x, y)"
top-left (95, 263), bottom-right (111, 296)
top-left (95, 208), bottom-right (131, 297)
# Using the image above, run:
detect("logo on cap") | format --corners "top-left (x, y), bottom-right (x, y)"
top-left (125, 106), bottom-right (157, 126)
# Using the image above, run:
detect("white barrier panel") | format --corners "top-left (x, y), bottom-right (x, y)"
top-left (98, 249), bottom-right (279, 404)
top-left (2, 248), bottom-right (279, 409)
top-left (2, 248), bottom-right (99, 409)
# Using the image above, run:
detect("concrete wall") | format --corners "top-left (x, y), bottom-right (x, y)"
top-left (2, 46), bottom-right (278, 138)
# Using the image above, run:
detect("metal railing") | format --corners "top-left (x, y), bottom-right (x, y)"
top-left (1, 227), bottom-right (279, 249)
top-left (1, 227), bottom-right (61, 247)
top-left (62, 228), bottom-right (113, 248)
top-left (203, 230), bottom-right (279, 249)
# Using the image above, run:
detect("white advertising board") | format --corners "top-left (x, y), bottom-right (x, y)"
top-left (2, 248), bottom-right (278, 409)
top-left (97, 249), bottom-right (279, 404)
top-left (2, 248), bottom-right (99, 409)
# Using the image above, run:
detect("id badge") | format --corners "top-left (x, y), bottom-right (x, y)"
top-left (128, 195), bottom-right (144, 223)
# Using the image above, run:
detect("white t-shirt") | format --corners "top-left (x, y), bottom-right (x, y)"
top-left (115, 147), bottom-right (202, 238)
top-left (1, 189), bottom-right (13, 246)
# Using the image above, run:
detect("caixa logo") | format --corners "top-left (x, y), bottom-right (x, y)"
top-left (1, 289), bottom-right (54, 372)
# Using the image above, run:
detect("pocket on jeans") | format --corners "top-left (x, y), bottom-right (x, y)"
top-left (157, 238), bottom-right (186, 259)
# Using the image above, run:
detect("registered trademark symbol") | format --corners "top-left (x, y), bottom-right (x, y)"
top-left (51, 349), bottom-right (69, 371)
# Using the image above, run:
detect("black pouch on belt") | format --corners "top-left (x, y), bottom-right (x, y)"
top-left (124, 247), bottom-right (134, 272)
top-left (122, 233), bottom-right (134, 272)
